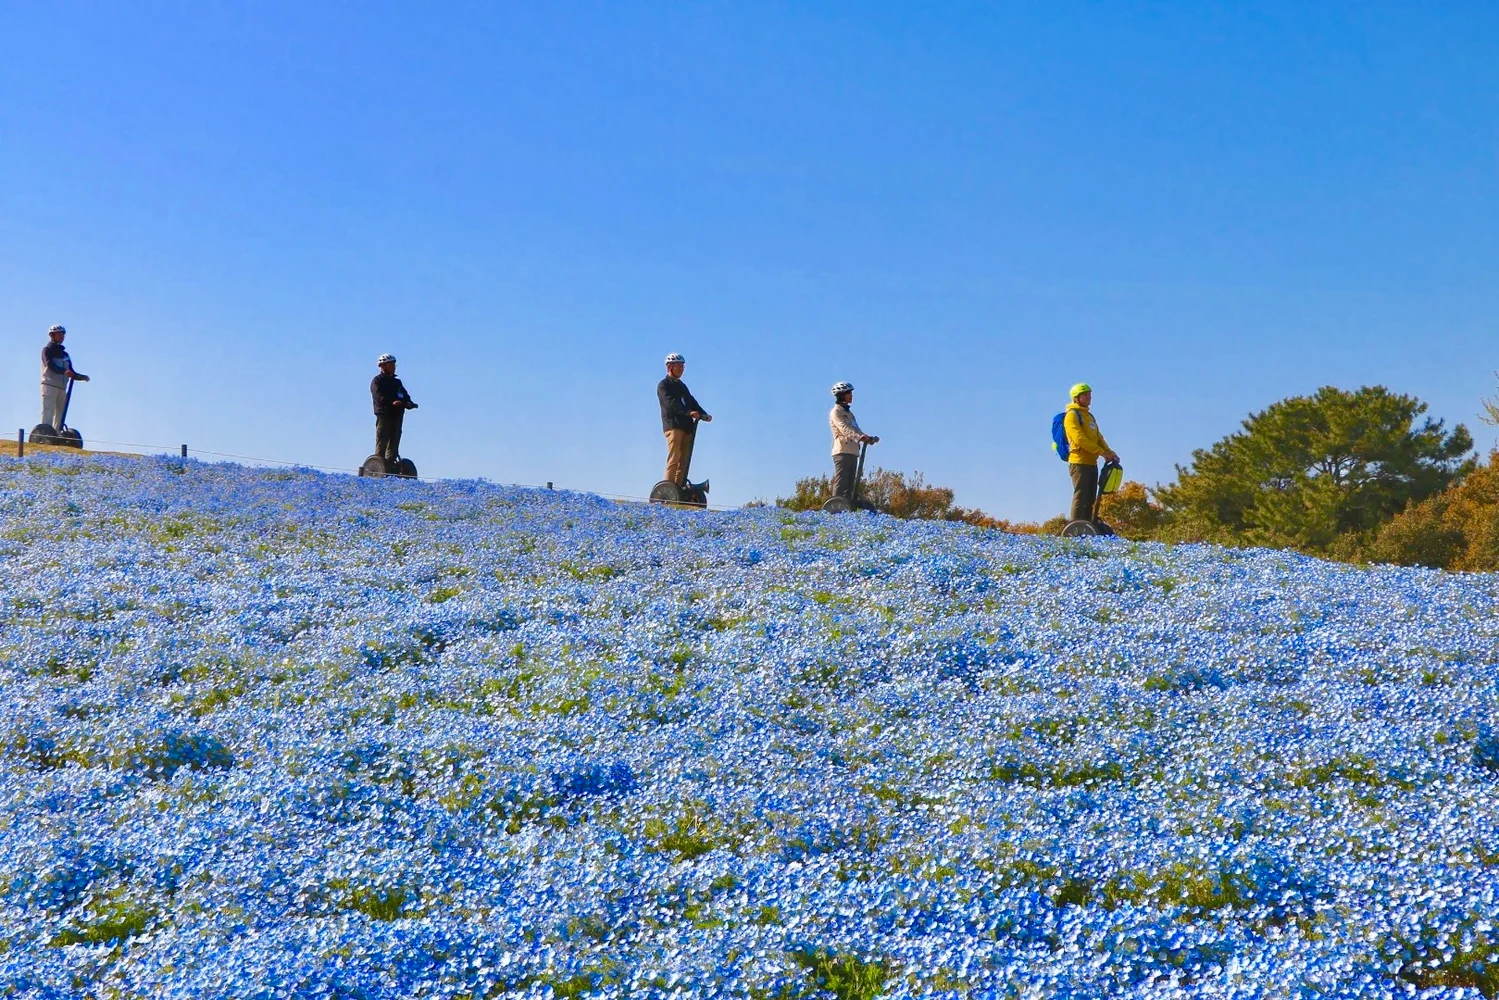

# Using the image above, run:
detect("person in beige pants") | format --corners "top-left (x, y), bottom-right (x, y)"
top-left (40, 325), bottom-right (89, 429)
top-left (657, 353), bottom-right (711, 484)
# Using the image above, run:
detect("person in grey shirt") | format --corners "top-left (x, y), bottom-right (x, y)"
top-left (40, 325), bottom-right (88, 429)
top-left (829, 381), bottom-right (878, 499)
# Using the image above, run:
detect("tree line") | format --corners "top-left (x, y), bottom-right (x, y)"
top-left (773, 383), bottom-right (1499, 572)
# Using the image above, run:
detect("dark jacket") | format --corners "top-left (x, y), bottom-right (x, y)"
top-left (657, 377), bottom-right (707, 432)
top-left (371, 373), bottom-right (414, 415)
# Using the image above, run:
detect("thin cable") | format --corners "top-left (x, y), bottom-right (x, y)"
top-left (185, 447), bottom-right (363, 475)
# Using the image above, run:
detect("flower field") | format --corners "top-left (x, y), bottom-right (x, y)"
top-left (1, 455), bottom-right (1497, 999)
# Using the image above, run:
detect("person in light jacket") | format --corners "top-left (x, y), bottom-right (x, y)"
top-left (829, 381), bottom-right (878, 499)
top-left (40, 324), bottom-right (88, 429)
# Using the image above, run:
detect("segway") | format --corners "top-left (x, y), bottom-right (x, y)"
top-left (1060, 459), bottom-right (1122, 537)
top-left (30, 379), bottom-right (84, 449)
top-left (822, 442), bottom-right (874, 513)
top-left (649, 421), bottom-right (710, 507)
top-left (359, 404), bottom-right (419, 479)
top-left (359, 455), bottom-right (418, 479)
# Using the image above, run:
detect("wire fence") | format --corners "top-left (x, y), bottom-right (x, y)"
top-left (8, 427), bottom-right (745, 511)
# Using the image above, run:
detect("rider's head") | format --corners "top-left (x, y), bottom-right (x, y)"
top-left (831, 381), bottom-right (854, 405)
top-left (665, 352), bottom-right (685, 378)
top-left (378, 353), bottom-right (397, 375)
top-left (48, 324), bottom-right (66, 343)
top-left (1070, 382), bottom-right (1093, 407)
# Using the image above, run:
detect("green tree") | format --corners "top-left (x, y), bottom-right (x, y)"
top-left (1155, 386), bottom-right (1473, 555)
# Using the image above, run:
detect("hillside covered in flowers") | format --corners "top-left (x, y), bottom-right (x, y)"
top-left (1, 455), bottom-right (1496, 999)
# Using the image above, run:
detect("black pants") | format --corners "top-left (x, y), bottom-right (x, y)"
top-left (1069, 462), bottom-right (1098, 522)
top-left (833, 453), bottom-right (859, 498)
top-left (375, 410), bottom-right (404, 462)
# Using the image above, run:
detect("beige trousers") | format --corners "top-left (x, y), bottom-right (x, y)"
top-left (40, 383), bottom-right (68, 429)
top-left (664, 428), bottom-right (693, 485)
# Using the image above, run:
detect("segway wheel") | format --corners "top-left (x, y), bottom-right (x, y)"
top-left (57, 429), bottom-right (83, 450)
top-left (29, 424), bottom-right (57, 446)
top-left (359, 455), bottom-right (391, 478)
top-left (649, 480), bottom-right (684, 504)
top-left (1061, 519), bottom-right (1101, 537)
top-left (821, 496), bottom-right (853, 513)
top-left (393, 458), bottom-right (418, 479)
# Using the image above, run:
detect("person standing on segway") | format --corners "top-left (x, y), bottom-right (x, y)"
top-left (657, 353), bottom-right (711, 486)
top-left (830, 382), bottom-right (878, 502)
top-left (1063, 382), bottom-right (1119, 526)
top-left (40, 325), bottom-right (88, 434)
top-left (371, 354), bottom-right (418, 466)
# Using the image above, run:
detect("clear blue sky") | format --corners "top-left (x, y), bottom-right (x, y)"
top-left (3, 2), bottom-right (1496, 520)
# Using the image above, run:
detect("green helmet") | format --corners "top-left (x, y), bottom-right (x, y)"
top-left (1070, 382), bottom-right (1092, 400)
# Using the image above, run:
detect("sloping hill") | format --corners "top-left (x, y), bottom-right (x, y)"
top-left (1, 454), bottom-right (1496, 998)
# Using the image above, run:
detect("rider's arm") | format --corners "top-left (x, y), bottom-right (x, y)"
top-left (1064, 408), bottom-right (1107, 456)
top-left (831, 406), bottom-right (864, 445)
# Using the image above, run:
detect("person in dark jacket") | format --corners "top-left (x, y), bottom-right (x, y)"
top-left (370, 353), bottom-right (418, 462)
top-left (657, 352), bottom-right (711, 485)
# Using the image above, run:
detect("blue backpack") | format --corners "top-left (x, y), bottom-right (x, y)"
top-left (1051, 411), bottom-right (1070, 461)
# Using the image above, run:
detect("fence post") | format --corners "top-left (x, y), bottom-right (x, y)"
top-left (17, 429), bottom-right (23, 458)
top-left (181, 444), bottom-right (188, 459)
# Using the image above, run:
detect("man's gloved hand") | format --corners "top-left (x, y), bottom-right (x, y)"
top-left (405, 401), bottom-right (418, 410)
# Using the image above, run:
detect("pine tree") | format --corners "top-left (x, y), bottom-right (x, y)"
top-left (1156, 386), bottom-right (1473, 555)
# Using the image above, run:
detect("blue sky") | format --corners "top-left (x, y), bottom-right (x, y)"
top-left (3, 2), bottom-right (1496, 519)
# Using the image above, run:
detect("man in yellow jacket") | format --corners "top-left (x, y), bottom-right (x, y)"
top-left (1064, 382), bottom-right (1119, 524)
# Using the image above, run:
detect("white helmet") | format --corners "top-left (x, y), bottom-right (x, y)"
top-left (664, 352), bottom-right (685, 365)
top-left (48, 324), bottom-right (66, 336)
top-left (831, 381), bottom-right (854, 397)
top-left (377, 353), bottom-right (396, 365)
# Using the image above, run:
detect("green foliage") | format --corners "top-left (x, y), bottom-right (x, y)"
top-left (1156, 385), bottom-right (1472, 555)
top-left (787, 947), bottom-right (890, 1000)
top-left (49, 888), bottom-right (157, 947)
top-left (336, 883), bottom-right (419, 921)
top-left (1395, 925), bottom-right (1499, 996)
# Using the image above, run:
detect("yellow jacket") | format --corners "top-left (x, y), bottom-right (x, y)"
top-left (1064, 403), bottom-right (1111, 465)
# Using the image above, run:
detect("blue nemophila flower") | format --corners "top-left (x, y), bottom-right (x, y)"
top-left (0, 453), bottom-right (1496, 997)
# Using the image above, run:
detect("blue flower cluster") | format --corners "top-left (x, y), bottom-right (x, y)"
top-left (1, 454), bottom-right (1496, 998)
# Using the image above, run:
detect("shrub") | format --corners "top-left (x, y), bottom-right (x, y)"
top-left (1367, 450), bottom-right (1499, 570)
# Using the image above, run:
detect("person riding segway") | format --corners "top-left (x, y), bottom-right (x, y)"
top-left (1054, 382), bottom-right (1121, 537)
top-left (32, 324), bottom-right (89, 448)
top-left (650, 353), bottom-right (712, 506)
top-left (361, 354), bottom-right (419, 479)
top-left (823, 381), bottom-right (879, 513)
